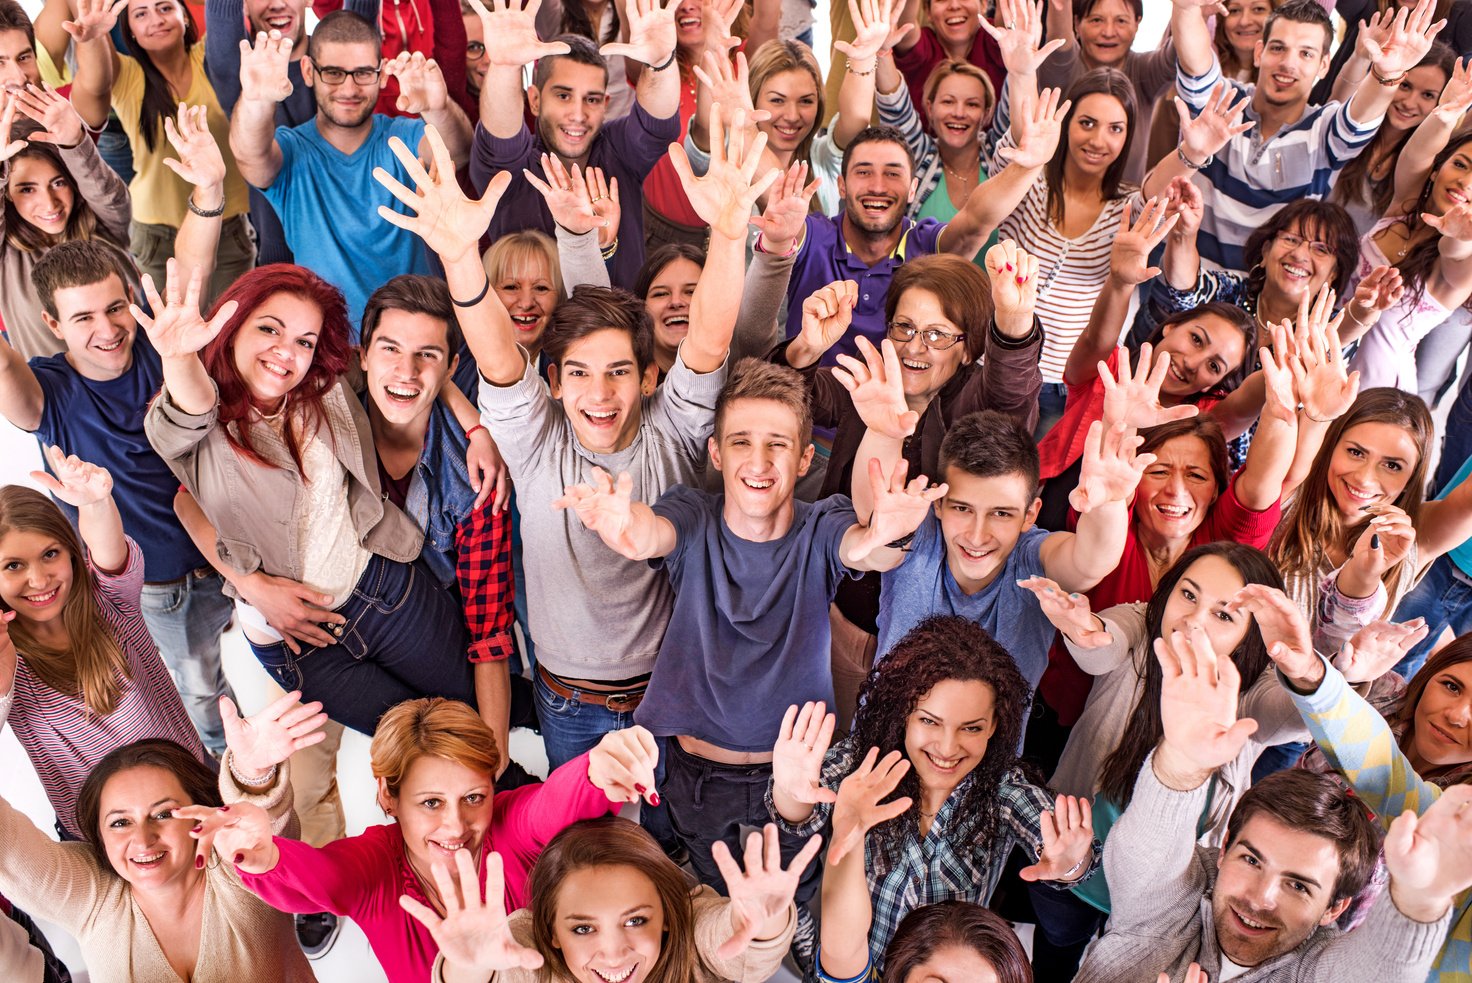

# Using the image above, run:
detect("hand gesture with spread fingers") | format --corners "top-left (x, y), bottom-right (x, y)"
top-left (1287, 285), bottom-right (1359, 424)
top-left (835, 0), bottom-right (911, 67)
top-left (1174, 82), bottom-right (1254, 165)
top-left (1334, 618), bottom-right (1430, 683)
top-left (385, 51), bottom-right (450, 115)
top-left (373, 124), bottom-right (512, 264)
top-left (997, 86), bottom-right (1068, 169)
top-left (752, 159), bottom-right (819, 247)
top-left (62, 0), bottom-right (127, 44)
top-left (1070, 420), bottom-right (1154, 514)
top-left (1108, 197), bottom-right (1178, 287)
top-left (467, 0), bottom-right (570, 69)
top-left (1017, 577), bottom-right (1113, 648)
top-left (1155, 623), bottom-right (1259, 774)
top-left (161, 104), bottom-right (227, 191)
top-left (1099, 343), bottom-right (1201, 431)
top-left (524, 154), bottom-right (603, 236)
top-left (552, 467), bottom-right (641, 556)
top-left (221, 691), bottom-right (329, 781)
top-left (131, 258), bottom-right (240, 358)
top-left (671, 106), bottom-right (780, 240)
top-left (600, 0), bottom-right (678, 66)
top-left (772, 702), bottom-right (839, 809)
top-left (399, 851), bottom-right (546, 974)
top-left (174, 800), bottom-right (277, 873)
top-left (30, 445), bottom-right (113, 509)
top-left (1018, 794), bottom-right (1094, 882)
top-left (239, 30), bottom-right (295, 103)
top-left (714, 826), bottom-right (823, 960)
top-left (832, 336), bottom-right (920, 440)
top-left (980, 0), bottom-right (1065, 77)
top-left (828, 748), bottom-right (913, 865)
top-left (12, 83), bottom-right (85, 149)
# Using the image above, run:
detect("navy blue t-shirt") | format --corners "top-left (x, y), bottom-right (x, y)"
top-left (635, 484), bottom-right (859, 753)
top-left (31, 334), bottom-right (206, 582)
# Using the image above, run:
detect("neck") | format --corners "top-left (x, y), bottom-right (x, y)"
top-left (1059, 160), bottom-right (1105, 202)
top-left (721, 496), bottom-right (797, 544)
top-left (133, 868), bottom-right (207, 917)
top-left (841, 213), bottom-right (905, 266)
top-left (368, 402), bottom-right (431, 467)
top-left (1249, 91), bottom-right (1306, 140)
top-left (918, 782), bottom-right (950, 818)
top-left (1256, 286), bottom-right (1299, 327)
top-left (940, 33), bottom-right (972, 61)
top-left (25, 614), bottom-right (69, 649)
top-left (151, 43), bottom-right (192, 82)
top-left (937, 140), bottom-right (980, 171)
top-left (1134, 521), bottom-right (1190, 580)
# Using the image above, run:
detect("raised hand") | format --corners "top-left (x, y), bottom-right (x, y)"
top-left (221, 691), bottom-right (329, 781)
top-left (1016, 576), bottom-right (1113, 648)
top-left (849, 457), bottom-right (948, 560)
top-left (234, 572), bottom-right (345, 655)
top-left (1018, 793), bottom-right (1094, 882)
top-left (1154, 622), bottom-right (1259, 777)
top-left (0, 94), bottom-right (24, 162)
top-left (693, 48), bottom-right (768, 133)
top-left (1334, 618), bottom-right (1431, 683)
top-left (1288, 285), bottom-right (1359, 423)
top-left (714, 825), bottom-right (823, 960)
top-left (161, 104), bottom-right (227, 191)
top-left (985, 239), bottom-right (1040, 335)
top-left (1432, 56), bottom-right (1472, 124)
top-left (752, 159), bottom-right (819, 249)
top-left (12, 83), bottom-right (85, 148)
top-left (671, 106), bottom-right (780, 240)
top-left (1384, 784), bottom-right (1472, 921)
top-left (374, 125), bottom-right (511, 264)
top-left (1163, 175), bottom-right (1204, 241)
top-left (601, 0), bottom-right (678, 66)
top-left (30, 445), bottom-right (113, 509)
top-left (1069, 420), bottom-right (1154, 514)
top-left (385, 51), bottom-right (448, 115)
top-left (239, 30), bottom-right (295, 103)
top-left (552, 467), bottom-right (641, 555)
top-left (61, 0), bottom-right (127, 44)
top-left (1227, 583), bottom-right (1320, 684)
top-left (996, 86), bottom-right (1068, 169)
top-left (832, 337), bottom-right (919, 440)
top-left (131, 258), bottom-right (239, 358)
top-left (699, 0), bottom-right (744, 53)
top-left (1422, 199), bottom-right (1472, 242)
top-left (587, 724), bottom-right (660, 806)
top-left (399, 850), bottom-right (545, 974)
top-left (1259, 325), bottom-right (1298, 424)
top-left (1108, 197), bottom-right (1178, 287)
top-left (1363, 0), bottom-right (1446, 80)
top-left (1173, 82), bottom-right (1254, 166)
top-left (797, 280), bottom-right (858, 358)
top-left (834, 0), bottom-right (910, 67)
top-left (1348, 264), bottom-right (1404, 334)
top-left (175, 800), bottom-right (277, 873)
top-left (467, 0), bottom-right (570, 69)
top-left (1355, 8), bottom-right (1394, 63)
top-left (772, 703), bottom-right (839, 809)
top-left (827, 747), bottom-right (913, 865)
top-left (524, 154), bottom-right (603, 235)
top-left (1098, 343), bottom-right (1201, 430)
top-left (586, 166), bottom-right (620, 250)
top-left (980, 0), bottom-right (1065, 77)
top-left (1158, 966), bottom-right (1210, 983)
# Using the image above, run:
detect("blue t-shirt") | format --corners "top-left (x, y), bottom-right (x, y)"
top-left (262, 114), bottom-right (432, 333)
top-left (31, 335), bottom-right (205, 582)
top-left (1440, 454), bottom-right (1472, 575)
top-left (635, 485), bottom-right (859, 753)
top-left (877, 513), bottom-right (1054, 690)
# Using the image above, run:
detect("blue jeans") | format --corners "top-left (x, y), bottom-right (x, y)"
top-left (1393, 554), bottom-right (1472, 679)
top-left (139, 570), bottom-right (236, 755)
top-left (533, 669), bottom-right (639, 771)
top-left (248, 556), bottom-right (475, 735)
top-left (1035, 381), bottom-right (1069, 442)
top-left (1435, 367), bottom-right (1472, 495)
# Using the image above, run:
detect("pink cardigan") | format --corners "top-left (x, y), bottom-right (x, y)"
top-left (238, 752), bottom-right (616, 983)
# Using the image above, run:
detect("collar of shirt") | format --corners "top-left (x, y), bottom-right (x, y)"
top-left (831, 214), bottom-right (918, 275)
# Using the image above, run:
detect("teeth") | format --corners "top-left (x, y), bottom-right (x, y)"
top-left (1156, 504), bottom-right (1190, 517)
top-left (901, 359), bottom-right (928, 370)
top-left (742, 478), bottom-right (774, 489)
top-left (1344, 484), bottom-right (1378, 500)
top-left (1237, 911), bottom-right (1269, 930)
top-left (132, 852), bottom-right (165, 864)
top-left (665, 316), bottom-right (689, 326)
top-left (385, 386), bottom-right (420, 399)
top-left (960, 545), bottom-right (990, 560)
top-left (96, 339), bottom-right (123, 351)
top-left (592, 969), bottom-right (636, 983)
top-left (261, 361), bottom-right (289, 378)
top-left (1283, 264), bottom-right (1308, 277)
top-left (585, 410), bottom-right (616, 421)
top-left (24, 588), bottom-right (58, 603)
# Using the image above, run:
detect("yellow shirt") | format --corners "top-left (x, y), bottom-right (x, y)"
top-left (111, 43), bottom-right (249, 227)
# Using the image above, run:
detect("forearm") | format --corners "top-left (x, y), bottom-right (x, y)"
top-left (1053, 501), bottom-right (1130, 590)
top-left (1348, 75), bottom-right (1395, 128)
top-left (1064, 277), bottom-right (1132, 386)
top-left (635, 58), bottom-right (680, 122)
top-left (423, 102), bottom-right (473, 166)
top-left (78, 498), bottom-right (127, 575)
top-left (732, 250), bottom-right (794, 364)
top-left (480, 65), bottom-right (527, 139)
top-left (1394, 112), bottom-right (1460, 203)
top-left (1160, 230), bottom-right (1202, 291)
top-left (160, 355), bottom-right (222, 417)
top-left (70, 37), bottom-right (116, 129)
top-left (1281, 415), bottom-right (1334, 499)
top-left (1142, 151), bottom-right (1192, 200)
top-left (473, 660), bottom-right (512, 776)
top-left (1332, 51), bottom-right (1373, 105)
top-left (0, 340), bottom-right (44, 433)
top-left (747, 0), bottom-right (781, 54)
top-left (834, 55), bottom-right (878, 150)
top-left (941, 161), bottom-right (1039, 257)
top-left (175, 488), bottom-right (242, 586)
top-left (851, 428), bottom-right (905, 522)
top-left (1169, 1), bottom-right (1215, 77)
top-left (172, 180), bottom-right (225, 287)
top-left (556, 226), bottom-right (611, 291)
top-left (228, 98), bottom-right (285, 188)
top-left (1234, 409), bottom-right (1296, 511)
top-left (604, 502), bottom-right (676, 561)
top-left (34, 0), bottom-right (73, 66)
top-left (684, 230), bottom-right (745, 373)
top-left (1046, 0), bottom-right (1076, 47)
top-left (444, 250), bottom-right (525, 385)
top-left (818, 843), bottom-right (873, 979)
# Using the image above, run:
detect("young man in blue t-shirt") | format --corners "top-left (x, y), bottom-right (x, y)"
top-left (556, 357), bottom-right (943, 916)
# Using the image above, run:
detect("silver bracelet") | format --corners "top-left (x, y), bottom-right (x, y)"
top-left (228, 754), bottom-right (278, 789)
top-left (1060, 855), bottom-right (1088, 881)
top-left (1177, 145), bottom-right (1212, 170)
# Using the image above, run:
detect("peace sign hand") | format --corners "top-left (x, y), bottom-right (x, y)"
top-left (400, 850), bottom-right (545, 974)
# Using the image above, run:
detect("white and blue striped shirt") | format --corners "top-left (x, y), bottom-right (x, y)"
top-left (1177, 58), bottom-right (1382, 272)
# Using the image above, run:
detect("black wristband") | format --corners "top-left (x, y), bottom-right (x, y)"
top-left (649, 49), bottom-right (677, 72)
top-left (452, 275), bottom-right (492, 308)
top-left (988, 315), bottom-right (1044, 350)
top-left (885, 531), bottom-right (917, 550)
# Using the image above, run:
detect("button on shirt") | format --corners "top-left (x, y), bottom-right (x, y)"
top-left (783, 214), bottom-right (946, 367)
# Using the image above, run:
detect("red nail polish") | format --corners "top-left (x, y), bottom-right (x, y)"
top-left (634, 783), bottom-right (648, 795)
top-left (1004, 263), bottom-right (1013, 271)
top-left (191, 824), bottom-right (203, 833)
top-left (195, 855), bottom-right (204, 869)
top-left (649, 791), bottom-right (661, 806)
top-left (219, 806), bottom-right (230, 812)
top-left (234, 853), bottom-right (245, 865)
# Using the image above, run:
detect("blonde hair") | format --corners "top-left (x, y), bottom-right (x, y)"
top-left (0, 486), bottom-right (129, 714)
top-left (482, 230), bottom-right (564, 305)
top-left (747, 40), bottom-right (825, 168)
top-left (370, 698), bottom-right (501, 796)
top-left (922, 60), bottom-right (995, 123)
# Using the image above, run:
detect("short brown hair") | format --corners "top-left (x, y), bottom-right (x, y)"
top-left (541, 284), bottom-right (653, 373)
top-left (370, 698), bottom-right (500, 796)
top-left (885, 901), bottom-right (1031, 983)
top-left (1225, 769), bottom-right (1381, 902)
top-left (361, 274), bottom-right (463, 354)
top-left (76, 739), bottom-right (220, 870)
top-left (938, 410), bottom-right (1040, 501)
top-left (886, 254), bottom-right (994, 363)
top-left (714, 358), bottom-right (813, 449)
top-left (307, 9), bottom-right (380, 61)
top-left (0, 0), bottom-right (35, 46)
top-left (30, 240), bottom-right (133, 319)
top-left (1137, 416), bottom-right (1230, 499)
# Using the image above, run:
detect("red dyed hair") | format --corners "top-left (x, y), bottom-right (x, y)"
top-left (200, 264), bottom-right (352, 472)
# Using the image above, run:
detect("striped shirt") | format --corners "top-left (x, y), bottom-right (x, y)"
top-left (877, 75), bottom-right (1004, 223)
top-left (0, 538), bottom-right (206, 837)
top-left (1178, 57), bottom-right (1382, 272)
top-left (995, 141), bottom-right (1141, 383)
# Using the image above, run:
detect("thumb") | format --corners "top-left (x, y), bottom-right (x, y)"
top-left (1226, 717), bottom-right (1259, 745)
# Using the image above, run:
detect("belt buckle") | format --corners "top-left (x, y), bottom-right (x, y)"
top-left (603, 691), bottom-right (640, 712)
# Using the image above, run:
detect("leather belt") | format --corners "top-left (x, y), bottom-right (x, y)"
top-left (537, 665), bottom-right (646, 713)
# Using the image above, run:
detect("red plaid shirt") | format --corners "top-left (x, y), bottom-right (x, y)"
top-left (455, 502), bottom-right (515, 663)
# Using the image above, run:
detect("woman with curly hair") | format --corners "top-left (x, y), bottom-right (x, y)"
top-left (768, 615), bottom-right (1098, 973)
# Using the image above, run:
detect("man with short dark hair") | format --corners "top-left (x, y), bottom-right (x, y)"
top-left (0, 0), bottom-right (42, 94)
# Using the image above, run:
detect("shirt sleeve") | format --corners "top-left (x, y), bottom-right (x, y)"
top-left (89, 536), bottom-right (145, 609)
top-left (1176, 55), bottom-right (1230, 111)
top-left (648, 483), bottom-right (709, 577)
top-left (456, 504), bottom-right (517, 663)
top-left (876, 77), bottom-right (931, 164)
top-left (0, 796), bottom-right (108, 933)
top-left (476, 352), bottom-right (566, 474)
top-left (1066, 605), bottom-right (1145, 676)
top-left (203, 0), bottom-right (248, 115)
top-left (59, 136), bottom-right (131, 244)
top-left (238, 834), bottom-right (383, 917)
top-left (597, 101), bottom-right (681, 182)
top-left (469, 122), bottom-right (537, 196)
top-left (998, 772), bottom-right (1102, 891)
top-left (493, 753), bottom-right (617, 860)
top-left (1201, 472), bottom-right (1283, 549)
top-left (645, 350), bottom-right (726, 462)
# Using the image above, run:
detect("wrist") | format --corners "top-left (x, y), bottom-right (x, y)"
top-left (1390, 881), bottom-right (1453, 924)
top-left (1371, 63), bottom-right (1408, 86)
top-left (1177, 143), bottom-right (1212, 170)
top-left (1151, 743), bottom-right (1213, 792)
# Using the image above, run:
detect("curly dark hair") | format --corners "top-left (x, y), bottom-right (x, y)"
top-left (849, 615), bottom-right (1030, 862)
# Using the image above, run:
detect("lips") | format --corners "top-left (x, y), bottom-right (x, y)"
top-left (1153, 502), bottom-right (1192, 520)
top-left (582, 408), bottom-right (618, 428)
top-left (1229, 905), bottom-right (1277, 936)
top-left (94, 337), bottom-right (125, 353)
top-left (259, 358), bottom-right (292, 381)
top-left (923, 750), bottom-right (963, 773)
top-left (662, 314), bottom-right (689, 331)
top-left (1429, 721), bottom-right (1461, 747)
top-left (590, 967), bottom-right (637, 983)
top-left (130, 850), bottom-right (168, 870)
top-left (957, 543), bottom-right (994, 563)
top-left (1280, 262), bottom-right (1309, 281)
top-left (740, 476), bottom-right (775, 490)
top-left (1339, 479), bottom-right (1381, 505)
top-left (383, 384), bottom-right (421, 403)
top-left (559, 125), bottom-right (590, 145)
top-left (900, 357), bottom-right (931, 372)
top-left (1271, 73), bottom-right (1297, 88)
top-left (859, 195), bottom-right (895, 215)
top-left (21, 586), bottom-right (60, 608)
top-left (428, 837), bottom-right (469, 857)
top-left (510, 313), bottom-right (542, 332)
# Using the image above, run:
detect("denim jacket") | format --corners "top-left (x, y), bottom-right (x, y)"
top-left (395, 397), bottom-right (476, 588)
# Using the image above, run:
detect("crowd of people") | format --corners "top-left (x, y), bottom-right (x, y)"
top-left (2, 0), bottom-right (1472, 980)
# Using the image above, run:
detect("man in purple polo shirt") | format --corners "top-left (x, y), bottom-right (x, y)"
top-left (467, 0), bottom-right (680, 289)
top-left (756, 110), bottom-right (1064, 367)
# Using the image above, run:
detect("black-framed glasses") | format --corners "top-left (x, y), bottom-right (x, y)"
top-left (467, 41), bottom-right (486, 58)
top-left (887, 321), bottom-right (966, 351)
top-left (314, 65), bottom-right (382, 86)
top-left (1274, 231), bottom-right (1333, 257)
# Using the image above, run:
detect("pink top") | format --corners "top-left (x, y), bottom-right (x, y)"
top-left (0, 537), bottom-right (206, 838)
top-left (238, 752), bottom-right (617, 983)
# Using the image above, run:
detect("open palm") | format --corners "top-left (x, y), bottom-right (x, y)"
top-left (374, 125), bottom-right (510, 264)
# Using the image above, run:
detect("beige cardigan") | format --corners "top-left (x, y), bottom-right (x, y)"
top-left (432, 887), bottom-right (795, 983)
top-left (0, 757), bottom-right (314, 983)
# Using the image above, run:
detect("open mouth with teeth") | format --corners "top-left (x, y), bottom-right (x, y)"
top-left (558, 125), bottom-right (590, 147)
top-left (510, 312), bottom-right (543, 333)
top-left (581, 408), bottom-right (619, 429)
top-left (858, 195), bottom-right (895, 216)
top-left (262, 12), bottom-right (296, 31)
top-left (900, 356), bottom-right (931, 373)
top-left (589, 966), bottom-right (637, 983)
top-left (383, 384), bottom-right (422, 404)
top-left (21, 586), bottom-right (60, 608)
top-left (662, 314), bottom-right (689, 334)
top-left (94, 337), bottom-right (125, 353)
top-left (1338, 479), bottom-right (1382, 507)
top-left (955, 543), bottom-right (995, 564)
top-left (31, 210), bottom-right (66, 226)
top-left (427, 837), bottom-right (470, 857)
top-left (922, 750), bottom-right (965, 774)
top-left (1278, 260), bottom-right (1310, 282)
top-left (130, 850), bottom-right (168, 870)
top-left (1152, 503), bottom-right (1193, 521)
top-left (1228, 906), bottom-right (1276, 936)
top-left (769, 121), bottom-right (805, 143)
top-left (739, 476), bottom-right (776, 492)
top-left (1445, 188), bottom-right (1469, 207)
top-left (941, 121), bottom-right (974, 138)
top-left (1269, 73), bottom-right (1298, 89)
top-left (1077, 147), bottom-right (1110, 167)
top-left (677, 14), bottom-right (701, 30)
top-left (259, 359), bottom-right (293, 382)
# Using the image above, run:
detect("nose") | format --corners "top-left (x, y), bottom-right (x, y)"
top-left (26, 566), bottom-right (47, 588)
top-left (439, 803), bottom-right (468, 837)
top-left (1447, 698), bottom-right (1472, 728)
top-left (936, 728), bottom-right (962, 757)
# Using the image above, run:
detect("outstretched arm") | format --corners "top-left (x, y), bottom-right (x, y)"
top-left (468, 0), bottom-right (570, 139)
top-left (164, 105), bottom-right (229, 287)
top-left (1169, 0), bottom-right (1219, 79)
top-left (1142, 82), bottom-right (1254, 201)
top-left (606, 0), bottom-right (680, 121)
top-left (1040, 420), bottom-right (1152, 591)
top-left (31, 446), bottom-right (127, 575)
top-left (831, 0), bottom-right (910, 150)
top-left (1392, 59), bottom-right (1472, 208)
top-left (552, 467), bottom-right (677, 560)
top-left (386, 51), bottom-right (474, 167)
top-left (135, 261), bottom-right (240, 416)
top-left (1347, 0), bottom-right (1445, 127)
top-left (65, 0), bottom-right (124, 129)
top-left (0, 333), bottom-right (43, 434)
top-left (228, 30), bottom-right (294, 188)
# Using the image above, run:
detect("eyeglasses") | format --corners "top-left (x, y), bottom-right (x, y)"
top-left (466, 41), bottom-right (486, 58)
top-left (314, 65), bottom-right (382, 86)
top-left (1274, 231), bottom-right (1334, 258)
top-left (887, 321), bottom-right (966, 351)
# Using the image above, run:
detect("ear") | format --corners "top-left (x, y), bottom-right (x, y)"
top-left (302, 55), bottom-right (317, 88)
top-left (526, 84), bottom-right (542, 117)
top-left (836, 172), bottom-right (848, 204)
top-left (41, 311), bottom-right (63, 341)
top-left (375, 777), bottom-right (395, 816)
top-left (1314, 54), bottom-right (1329, 83)
top-left (708, 434), bottom-right (723, 471)
top-left (640, 362), bottom-right (658, 395)
top-left (447, 352), bottom-right (461, 379)
top-left (797, 440), bottom-right (815, 477)
top-left (1320, 896), bottom-right (1352, 926)
top-left (547, 362), bottom-right (563, 399)
top-left (1252, 40), bottom-right (1264, 68)
top-left (907, 176), bottom-right (919, 204)
top-left (1023, 495), bottom-right (1043, 532)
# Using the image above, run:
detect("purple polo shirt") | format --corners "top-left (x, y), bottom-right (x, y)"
top-left (468, 101), bottom-right (680, 290)
top-left (783, 213), bottom-right (946, 367)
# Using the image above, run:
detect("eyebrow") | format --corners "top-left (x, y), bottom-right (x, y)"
top-left (563, 359), bottom-right (633, 370)
top-left (374, 334), bottom-right (446, 355)
top-left (564, 904), bottom-right (654, 920)
top-left (1345, 440), bottom-right (1407, 466)
top-left (1239, 840), bottom-right (1324, 891)
top-left (258, 313), bottom-right (318, 340)
top-left (106, 797), bottom-right (179, 819)
top-left (725, 429), bottom-right (796, 440)
top-left (915, 706), bottom-right (988, 725)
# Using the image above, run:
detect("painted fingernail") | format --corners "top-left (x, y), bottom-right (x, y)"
top-left (1005, 263), bottom-right (1013, 271)
top-left (649, 791), bottom-right (661, 806)
top-left (634, 783), bottom-right (648, 795)
top-left (191, 824), bottom-right (203, 833)
top-left (1044, 586), bottom-right (1055, 594)
top-left (219, 806), bottom-right (230, 812)
top-left (195, 855), bottom-right (204, 869)
top-left (1371, 533), bottom-right (1381, 549)
top-left (234, 853), bottom-right (245, 865)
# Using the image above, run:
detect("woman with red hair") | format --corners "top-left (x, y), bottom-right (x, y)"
top-left (143, 260), bottom-right (477, 735)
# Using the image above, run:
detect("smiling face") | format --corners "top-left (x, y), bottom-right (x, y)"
top-left (709, 397), bottom-right (813, 531)
top-left (645, 257), bottom-right (701, 364)
top-left (384, 754), bottom-right (494, 874)
top-left (1324, 421), bottom-right (1420, 518)
top-left (362, 310), bottom-right (456, 427)
top-left (245, 0), bottom-right (304, 42)
top-left (1075, 0), bottom-right (1140, 68)
top-left (1160, 553), bottom-right (1252, 656)
top-left (8, 154), bottom-right (75, 237)
top-left (1133, 435), bottom-right (1220, 544)
top-left (228, 292), bottom-right (324, 406)
top-left (1065, 93), bottom-right (1129, 179)
top-left (904, 678), bottom-right (997, 800)
top-left (492, 252), bottom-right (557, 351)
top-left (1253, 19), bottom-right (1329, 108)
top-left (531, 60), bottom-right (610, 164)
top-left (1387, 64), bottom-right (1448, 133)
top-left (548, 328), bottom-right (656, 454)
top-left (936, 468), bottom-right (1039, 595)
top-left (0, 528), bottom-right (74, 627)
top-left (306, 39), bottom-right (381, 129)
top-left (43, 274), bottom-right (137, 381)
top-left (1262, 222), bottom-right (1339, 305)
top-left (900, 944), bottom-right (1004, 983)
top-left (839, 141), bottom-right (916, 236)
top-left (463, 11), bottom-right (487, 93)
top-left (925, 0), bottom-right (981, 49)
top-left (755, 68), bottom-right (819, 156)
top-left (1213, 815), bottom-right (1348, 967)
top-left (1426, 140), bottom-right (1472, 217)
top-left (673, 0), bottom-right (703, 51)
top-left (551, 865), bottom-right (666, 983)
top-left (890, 287), bottom-right (970, 406)
top-left (1409, 663), bottom-right (1472, 770)
top-left (126, 0), bottom-right (187, 53)
top-left (1154, 312), bottom-right (1248, 398)
top-left (1222, 0), bottom-right (1272, 62)
top-left (97, 765), bottom-right (200, 888)
top-left (926, 72), bottom-right (990, 152)
top-left (0, 28), bottom-right (41, 93)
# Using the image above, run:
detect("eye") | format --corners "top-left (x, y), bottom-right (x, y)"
top-left (1207, 359), bottom-right (1223, 375)
top-left (1345, 446), bottom-right (1364, 458)
top-left (420, 798), bottom-right (442, 810)
top-left (297, 338), bottom-right (315, 350)
top-left (949, 503), bottom-right (971, 513)
top-left (919, 715), bottom-right (938, 726)
top-left (964, 724), bottom-right (985, 733)
top-left (1181, 586), bottom-right (1198, 603)
top-left (1289, 880), bottom-right (1310, 895)
top-left (464, 793), bottom-right (486, 805)
top-left (109, 818), bottom-right (132, 829)
top-left (624, 915), bottom-right (649, 927)
top-left (1215, 609), bottom-right (1235, 623)
top-left (1383, 460), bottom-right (1403, 473)
top-left (43, 548), bottom-right (61, 560)
top-left (154, 809), bottom-right (175, 821)
top-left (1443, 678), bottom-right (1462, 695)
top-left (571, 925), bottom-right (595, 936)
top-left (258, 324), bottom-right (279, 336)
top-left (2, 561), bottom-right (19, 572)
